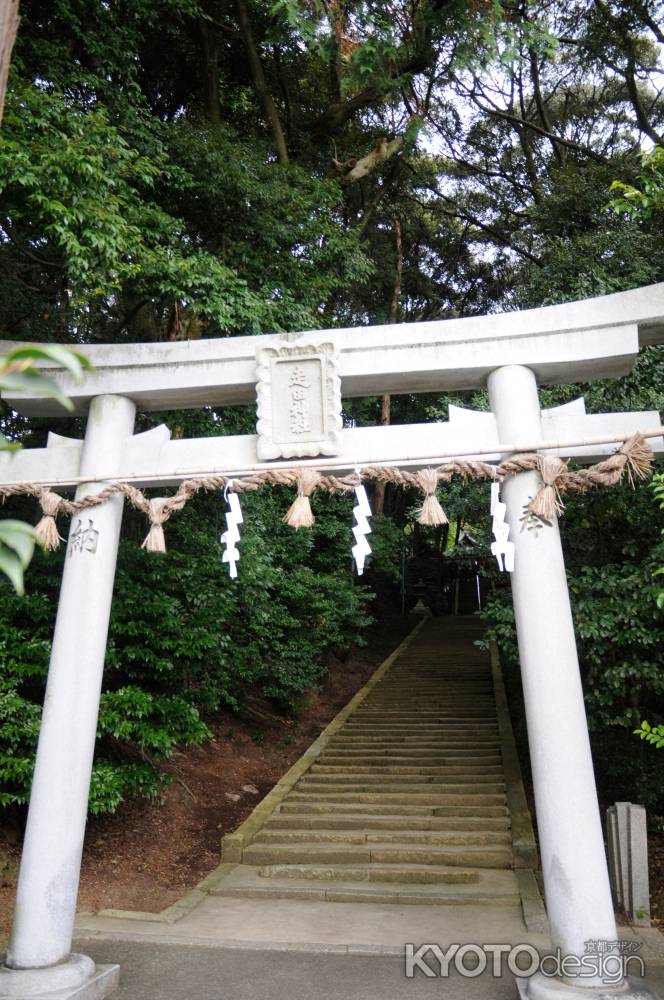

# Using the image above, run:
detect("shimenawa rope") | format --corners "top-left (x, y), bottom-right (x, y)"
top-left (0, 433), bottom-right (654, 553)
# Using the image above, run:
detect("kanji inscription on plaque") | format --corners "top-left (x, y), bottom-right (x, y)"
top-left (255, 341), bottom-right (342, 460)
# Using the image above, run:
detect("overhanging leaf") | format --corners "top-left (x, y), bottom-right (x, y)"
top-left (0, 521), bottom-right (37, 566)
top-left (0, 370), bottom-right (74, 411)
top-left (0, 545), bottom-right (26, 595)
top-left (3, 345), bottom-right (91, 382)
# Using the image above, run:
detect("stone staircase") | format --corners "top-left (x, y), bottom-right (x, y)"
top-left (217, 616), bottom-right (530, 907)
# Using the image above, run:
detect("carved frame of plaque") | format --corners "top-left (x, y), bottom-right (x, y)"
top-left (256, 340), bottom-right (342, 460)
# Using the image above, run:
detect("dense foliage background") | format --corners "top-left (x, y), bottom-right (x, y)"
top-left (0, 0), bottom-right (662, 818)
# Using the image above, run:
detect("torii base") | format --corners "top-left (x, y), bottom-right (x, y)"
top-left (0, 955), bottom-right (119, 1000)
top-left (517, 972), bottom-right (661, 999)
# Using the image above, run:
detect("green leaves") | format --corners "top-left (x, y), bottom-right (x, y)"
top-left (634, 720), bottom-right (664, 750)
top-left (3, 343), bottom-right (90, 379)
top-left (0, 521), bottom-right (36, 596)
top-left (0, 77), bottom-right (371, 338)
top-left (609, 147), bottom-right (664, 220)
top-left (88, 762), bottom-right (166, 816)
top-left (0, 484), bottom-right (374, 815)
top-left (98, 686), bottom-right (211, 755)
top-left (0, 342), bottom-right (90, 427)
top-left (0, 83), bottom-right (161, 298)
top-left (0, 343), bottom-right (89, 591)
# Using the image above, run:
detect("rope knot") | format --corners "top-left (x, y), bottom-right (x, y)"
top-left (35, 489), bottom-right (66, 550)
top-left (415, 468), bottom-right (447, 526)
top-left (283, 469), bottom-right (321, 529)
top-left (529, 455), bottom-right (569, 519)
top-left (617, 433), bottom-right (654, 486)
top-left (141, 497), bottom-right (172, 553)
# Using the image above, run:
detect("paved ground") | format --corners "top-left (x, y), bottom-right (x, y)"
top-left (75, 895), bottom-right (535, 951)
top-left (78, 939), bottom-right (522, 1000)
top-left (77, 938), bottom-right (664, 1000)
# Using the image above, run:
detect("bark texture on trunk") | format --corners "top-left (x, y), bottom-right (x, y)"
top-left (236, 0), bottom-right (289, 164)
top-left (0, 0), bottom-right (19, 126)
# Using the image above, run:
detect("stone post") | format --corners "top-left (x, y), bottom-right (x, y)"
top-left (487, 366), bottom-right (621, 996)
top-left (1, 394), bottom-right (135, 999)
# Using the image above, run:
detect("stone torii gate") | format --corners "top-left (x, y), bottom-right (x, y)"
top-left (1, 283), bottom-right (663, 1000)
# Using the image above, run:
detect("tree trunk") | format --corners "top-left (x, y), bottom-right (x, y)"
top-left (0, 0), bottom-right (19, 126)
top-left (373, 218), bottom-right (402, 515)
top-left (235, 0), bottom-right (289, 164)
top-left (200, 19), bottom-right (222, 125)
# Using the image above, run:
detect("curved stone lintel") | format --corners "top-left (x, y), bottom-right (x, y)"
top-left (1, 283), bottom-right (663, 416)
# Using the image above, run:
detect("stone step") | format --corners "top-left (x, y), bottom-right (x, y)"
top-left (305, 764), bottom-right (504, 775)
top-left (349, 719), bottom-right (495, 724)
top-left (322, 746), bottom-right (502, 753)
top-left (286, 791), bottom-right (507, 805)
top-left (327, 739), bottom-right (502, 748)
top-left (328, 740), bottom-right (499, 746)
top-left (295, 789), bottom-right (506, 802)
top-left (252, 828), bottom-right (511, 846)
top-left (325, 749), bottom-right (502, 756)
top-left (330, 734), bottom-right (501, 741)
top-left (218, 616), bottom-right (533, 909)
top-left (266, 813), bottom-right (511, 831)
top-left (338, 725), bottom-right (499, 746)
top-left (346, 724), bottom-right (495, 730)
top-left (210, 865), bottom-right (520, 918)
top-left (297, 780), bottom-right (506, 792)
top-left (361, 687), bottom-right (493, 691)
top-left (341, 722), bottom-right (499, 729)
top-left (335, 723), bottom-right (495, 731)
top-left (312, 750), bottom-right (502, 774)
top-left (277, 801), bottom-right (509, 817)
top-left (364, 696), bottom-right (494, 700)
top-left (302, 755), bottom-right (503, 782)
top-left (351, 708), bottom-right (496, 715)
top-left (311, 763), bottom-right (504, 774)
top-left (371, 696), bottom-right (492, 700)
top-left (327, 746), bottom-right (502, 754)
top-left (365, 707), bottom-right (492, 713)
top-left (256, 864), bottom-right (479, 884)
top-left (324, 751), bottom-right (503, 758)
top-left (347, 708), bottom-right (494, 714)
top-left (242, 842), bottom-right (512, 868)
top-left (368, 684), bottom-right (492, 688)
top-left (369, 692), bottom-right (491, 696)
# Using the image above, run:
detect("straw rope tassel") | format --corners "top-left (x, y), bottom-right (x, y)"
top-left (415, 468), bottom-right (447, 526)
top-left (35, 489), bottom-right (66, 550)
top-left (618, 433), bottom-right (654, 486)
top-left (283, 469), bottom-right (321, 529)
top-left (141, 497), bottom-right (171, 553)
top-left (529, 455), bottom-right (569, 519)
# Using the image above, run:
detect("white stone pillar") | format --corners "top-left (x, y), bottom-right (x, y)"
top-left (2, 395), bottom-right (135, 995)
top-left (487, 366), bottom-right (621, 995)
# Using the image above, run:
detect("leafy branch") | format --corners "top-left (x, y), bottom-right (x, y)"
top-left (633, 720), bottom-right (664, 750)
top-left (609, 146), bottom-right (664, 219)
top-left (0, 344), bottom-right (90, 592)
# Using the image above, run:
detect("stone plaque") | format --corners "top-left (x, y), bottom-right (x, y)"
top-left (256, 341), bottom-right (342, 460)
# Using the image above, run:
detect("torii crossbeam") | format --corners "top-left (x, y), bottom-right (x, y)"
top-left (1, 283), bottom-right (663, 1000)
